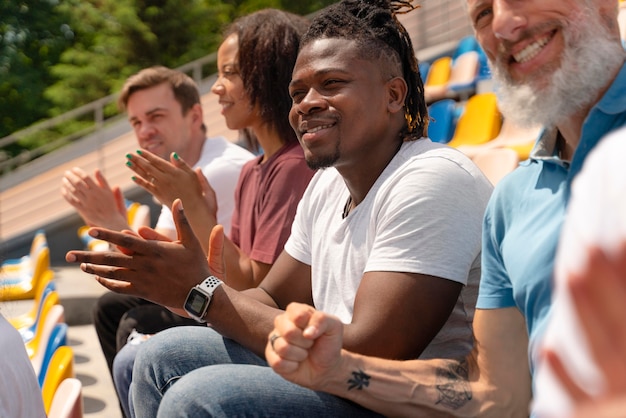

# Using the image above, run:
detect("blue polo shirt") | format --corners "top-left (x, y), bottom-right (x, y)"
top-left (477, 61), bottom-right (626, 376)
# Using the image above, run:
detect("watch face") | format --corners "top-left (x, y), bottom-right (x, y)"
top-left (184, 288), bottom-right (209, 317)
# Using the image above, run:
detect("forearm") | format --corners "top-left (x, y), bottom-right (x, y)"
top-left (316, 350), bottom-right (524, 418)
top-left (182, 196), bottom-right (264, 290)
top-left (182, 195), bottom-right (218, 253)
top-left (207, 286), bottom-right (281, 356)
top-left (269, 309), bottom-right (531, 416)
top-left (223, 239), bottom-right (270, 290)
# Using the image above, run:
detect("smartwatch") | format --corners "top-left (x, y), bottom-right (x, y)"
top-left (184, 276), bottom-right (223, 323)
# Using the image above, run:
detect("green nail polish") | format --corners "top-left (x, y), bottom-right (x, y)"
top-left (137, 149), bottom-right (143, 155)
top-left (173, 152), bottom-right (179, 160)
top-left (126, 161), bottom-right (132, 167)
top-left (126, 153), bottom-right (132, 159)
top-left (131, 176), bottom-right (137, 181)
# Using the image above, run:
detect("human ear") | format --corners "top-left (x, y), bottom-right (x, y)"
top-left (386, 76), bottom-right (408, 115)
top-left (191, 103), bottom-right (204, 126)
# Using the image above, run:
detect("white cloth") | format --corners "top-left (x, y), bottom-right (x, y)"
top-left (156, 136), bottom-right (254, 235)
top-left (533, 128), bottom-right (626, 417)
top-left (285, 139), bottom-right (493, 359)
top-left (0, 313), bottom-right (46, 418)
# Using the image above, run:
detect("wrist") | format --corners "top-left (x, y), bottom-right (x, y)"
top-left (183, 276), bottom-right (223, 322)
top-left (314, 349), bottom-right (363, 393)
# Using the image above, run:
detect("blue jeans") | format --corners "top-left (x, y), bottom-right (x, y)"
top-left (130, 326), bottom-right (383, 417)
top-left (113, 341), bottom-right (141, 418)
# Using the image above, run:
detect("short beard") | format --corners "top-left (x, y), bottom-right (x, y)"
top-left (492, 8), bottom-right (625, 128)
top-left (305, 144), bottom-right (340, 170)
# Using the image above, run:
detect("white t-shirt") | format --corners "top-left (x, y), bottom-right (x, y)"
top-left (533, 128), bottom-right (626, 417)
top-left (285, 139), bottom-right (493, 359)
top-left (0, 313), bottom-right (46, 418)
top-left (156, 136), bottom-right (254, 235)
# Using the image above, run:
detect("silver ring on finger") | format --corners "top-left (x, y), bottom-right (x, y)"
top-left (269, 333), bottom-right (280, 351)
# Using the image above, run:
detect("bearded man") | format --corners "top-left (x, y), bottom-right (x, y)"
top-left (266, 0), bottom-right (626, 417)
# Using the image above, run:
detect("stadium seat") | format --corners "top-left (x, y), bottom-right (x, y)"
top-left (428, 99), bottom-right (457, 143)
top-left (77, 226), bottom-right (109, 252)
top-left (77, 200), bottom-right (150, 251)
top-left (11, 281), bottom-right (58, 342)
top-left (48, 378), bottom-right (83, 418)
top-left (452, 35), bottom-right (481, 61)
top-left (446, 51), bottom-right (481, 99)
top-left (1, 230), bottom-right (52, 301)
top-left (419, 61), bottom-right (431, 84)
top-left (424, 56), bottom-right (452, 102)
top-left (456, 118), bottom-right (541, 161)
top-left (38, 323), bottom-right (69, 387)
top-left (447, 93), bottom-right (502, 148)
top-left (27, 303), bottom-right (65, 376)
top-left (41, 347), bottom-right (77, 415)
top-left (0, 242), bottom-right (53, 301)
top-left (1, 230), bottom-right (47, 274)
top-left (126, 201), bottom-right (151, 231)
top-left (425, 51), bottom-right (480, 103)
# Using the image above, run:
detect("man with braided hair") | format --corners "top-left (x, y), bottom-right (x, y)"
top-left (267, 0), bottom-right (626, 417)
top-left (66, 1), bottom-right (492, 416)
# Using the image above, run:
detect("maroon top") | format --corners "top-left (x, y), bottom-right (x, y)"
top-left (230, 142), bottom-right (315, 264)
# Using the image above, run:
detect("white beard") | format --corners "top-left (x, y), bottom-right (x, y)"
top-left (491, 8), bottom-right (625, 128)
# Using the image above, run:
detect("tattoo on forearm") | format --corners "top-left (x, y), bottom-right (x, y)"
top-left (347, 369), bottom-right (371, 390)
top-left (434, 359), bottom-right (473, 410)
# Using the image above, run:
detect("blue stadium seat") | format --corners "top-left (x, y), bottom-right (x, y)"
top-left (419, 61), bottom-right (431, 84)
top-left (452, 35), bottom-right (481, 61)
top-left (428, 99), bottom-right (457, 143)
top-left (38, 323), bottom-right (69, 387)
top-left (13, 281), bottom-right (58, 342)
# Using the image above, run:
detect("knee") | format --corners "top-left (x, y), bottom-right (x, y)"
top-left (131, 329), bottom-right (185, 400)
top-left (157, 368), bottom-right (228, 417)
top-left (133, 328), bottom-right (182, 372)
top-left (157, 375), bottom-right (202, 417)
top-left (132, 327), bottom-right (220, 387)
top-left (157, 365), bottom-right (281, 418)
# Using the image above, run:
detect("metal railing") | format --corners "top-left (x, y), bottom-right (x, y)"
top-left (0, 51), bottom-right (218, 175)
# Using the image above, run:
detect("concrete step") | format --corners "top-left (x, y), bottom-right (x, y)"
top-left (70, 324), bottom-right (123, 418)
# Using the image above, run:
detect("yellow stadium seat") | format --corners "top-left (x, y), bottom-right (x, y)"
top-left (456, 118), bottom-right (541, 161)
top-left (127, 201), bottom-right (151, 231)
top-left (76, 200), bottom-right (150, 251)
top-left (447, 93), bottom-right (502, 148)
top-left (0, 245), bottom-right (53, 301)
top-left (426, 51), bottom-right (480, 103)
top-left (9, 280), bottom-right (58, 340)
top-left (41, 347), bottom-right (76, 415)
top-left (424, 57), bottom-right (452, 102)
top-left (1, 230), bottom-right (48, 278)
top-left (26, 302), bottom-right (64, 375)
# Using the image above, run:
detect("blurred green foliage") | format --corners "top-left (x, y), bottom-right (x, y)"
top-left (0, 0), bottom-right (336, 158)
